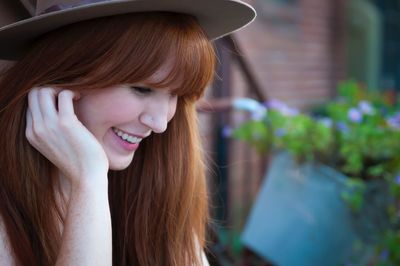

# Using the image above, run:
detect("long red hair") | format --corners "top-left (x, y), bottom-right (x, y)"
top-left (0, 12), bottom-right (215, 265)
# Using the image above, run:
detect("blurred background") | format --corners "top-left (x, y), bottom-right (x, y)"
top-left (199, 0), bottom-right (400, 265)
top-left (1, 0), bottom-right (398, 265)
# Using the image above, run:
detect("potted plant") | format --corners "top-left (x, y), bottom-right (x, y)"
top-left (231, 81), bottom-right (400, 266)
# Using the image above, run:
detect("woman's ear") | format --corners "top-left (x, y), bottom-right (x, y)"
top-left (72, 91), bottom-right (81, 100)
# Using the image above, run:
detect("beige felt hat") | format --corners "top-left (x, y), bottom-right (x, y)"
top-left (0, 0), bottom-right (256, 60)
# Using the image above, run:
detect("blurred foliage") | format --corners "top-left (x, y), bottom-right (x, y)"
top-left (231, 80), bottom-right (400, 265)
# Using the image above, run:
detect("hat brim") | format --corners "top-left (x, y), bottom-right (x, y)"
top-left (0, 0), bottom-right (256, 60)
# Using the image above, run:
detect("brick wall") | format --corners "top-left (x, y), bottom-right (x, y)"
top-left (201, 0), bottom-right (348, 240)
top-left (233, 0), bottom-right (346, 108)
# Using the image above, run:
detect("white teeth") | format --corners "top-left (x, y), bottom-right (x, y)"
top-left (113, 128), bottom-right (142, 144)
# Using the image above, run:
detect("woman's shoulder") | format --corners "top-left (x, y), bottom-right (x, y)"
top-left (0, 215), bottom-right (15, 265)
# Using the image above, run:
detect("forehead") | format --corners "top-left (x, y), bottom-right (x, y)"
top-left (148, 58), bottom-right (173, 83)
top-left (141, 56), bottom-right (183, 90)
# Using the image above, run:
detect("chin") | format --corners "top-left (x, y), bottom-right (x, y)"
top-left (109, 164), bottom-right (130, 171)
top-left (108, 156), bottom-right (135, 171)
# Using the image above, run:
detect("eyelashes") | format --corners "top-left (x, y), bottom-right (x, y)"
top-left (130, 86), bottom-right (177, 99)
top-left (131, 86), bottom-right (153, 95)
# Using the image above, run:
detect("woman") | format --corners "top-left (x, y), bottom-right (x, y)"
top-left (0, 1), bottom-right (255, 265)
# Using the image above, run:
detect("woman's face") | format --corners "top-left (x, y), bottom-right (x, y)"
top-left (74, 67), bottom-right (178, 170)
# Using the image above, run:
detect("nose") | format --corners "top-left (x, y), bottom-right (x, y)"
top-left (139, 98), bottom-right (170, 133)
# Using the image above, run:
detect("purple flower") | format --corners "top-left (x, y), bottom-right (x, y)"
top-left (274, 128), bottom-right (286, 137)
top-left (395, 175), bottom-right (400, 185)
top-left (267, 99), bottom-right (299, 116)
top-left (222, 126), bottom-right (233, 138)
top-left (358, 101), bottom-right (375, 115)
top-left (319, 118), bottom-right (333, 128)
top-left (336, 122), bottom-right (349, 132)
top-left (251, 106), bottom-right (268, 121)
top-left (387, 112), bottom-right (400, 129)
top-left (267, 99), bottom-right (286, 110)
top-left (379, 249), bottom-right (389, 261)
top-left (348, 108), bottom-right (363, 123)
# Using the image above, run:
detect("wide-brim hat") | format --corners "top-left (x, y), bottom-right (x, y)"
top-left (0, 0), bottom-right (256, 60)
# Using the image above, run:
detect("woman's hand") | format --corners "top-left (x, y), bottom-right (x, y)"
top-left (26, 87), bottom-right (109, 188)
top-left (27, 87), bottom-right (112, 265)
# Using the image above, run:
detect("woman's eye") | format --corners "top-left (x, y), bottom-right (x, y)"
top-left (131, 86), bottom-right (153, 95)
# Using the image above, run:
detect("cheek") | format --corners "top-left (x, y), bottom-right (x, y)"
top-left (74, 99), bottom-right (117, 137)
top-left (74, 99), bottom-right (92, 126)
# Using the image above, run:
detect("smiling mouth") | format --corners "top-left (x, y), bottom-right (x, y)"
top-left (112, 127), bottom-right (142, 144)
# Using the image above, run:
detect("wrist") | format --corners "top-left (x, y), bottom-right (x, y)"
top-left (69, 175), bottom-right (109, 195)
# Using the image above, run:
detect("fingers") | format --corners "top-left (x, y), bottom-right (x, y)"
top-left (27, 88), bottom-right (57, 148)
top-left (28, 88), bottom-right (45, 125)
top-left (25, 108), bottom-right (33, 142)
top-left (28, 87), bottom-right (78, 119)
top-left (38, 87), bottom-right (58, 120)
top-left (26, 87), bottom-right (79, 148)
top-left (58, 90), bottom-right (79, 117)
top-left (29, 87), bottom-right (59, 122)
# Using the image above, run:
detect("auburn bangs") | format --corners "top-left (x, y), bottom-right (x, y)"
top-left (114, 12), bottom-right (216, 100)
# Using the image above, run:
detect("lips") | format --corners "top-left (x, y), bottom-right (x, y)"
top-left (109, 127), bottom-right (141, 153)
